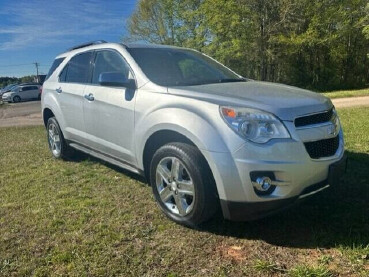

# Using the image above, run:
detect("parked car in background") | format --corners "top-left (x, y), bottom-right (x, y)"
top-left (0, 84), bottom-right (17, 97)
top-left (42, 41), bottom-right (347, 227)
top-left (2, 84), bottom-right (41, 103)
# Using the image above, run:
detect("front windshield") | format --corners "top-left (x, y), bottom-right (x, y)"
top-left (127, 47), bottom-right (245, 87)
top-left (3, 84), bottom-right (14, 90)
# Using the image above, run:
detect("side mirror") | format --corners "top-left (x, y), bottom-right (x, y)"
top-left (98, 72), bottom-right (136, 89)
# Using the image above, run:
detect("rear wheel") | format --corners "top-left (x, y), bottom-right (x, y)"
top-left (47, 117), bottom-right (74, 159)
top-left (150, 142), bottom-right (218, 227)
top-left (13, 96), bottom-right (21, 103)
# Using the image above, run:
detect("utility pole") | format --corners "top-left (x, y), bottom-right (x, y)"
top-left (33, 62), bottom-right (39, 83)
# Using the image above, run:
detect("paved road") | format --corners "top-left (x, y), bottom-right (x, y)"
top-left (0, 95), bottom-right (368, 128)
top-left (0, 101), bottom-right (42, 127)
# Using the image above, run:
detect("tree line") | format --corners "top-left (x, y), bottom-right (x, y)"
top-left (125, 0), bottom-right (369, 91)
top-left (0, 76), bottom-right (38, 88)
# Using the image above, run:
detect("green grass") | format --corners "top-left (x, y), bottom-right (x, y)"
top-left (288, 265), bottom-right (332, 277)
top-left (322, 88), bottom-right (369, 99)
top-left (0, 107), bottom-right (369, 276)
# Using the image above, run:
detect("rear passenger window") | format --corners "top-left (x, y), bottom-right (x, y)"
top-left (92, 50), bottom-right (131, 84)
top-left (63, 52), bottom-right (93, 83)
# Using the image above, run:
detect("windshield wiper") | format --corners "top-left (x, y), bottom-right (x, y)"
top-left (219, 78), bottom-right (247, 83)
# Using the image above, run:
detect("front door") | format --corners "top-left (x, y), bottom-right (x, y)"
top-left (83, 50), bottom-right (136, 165)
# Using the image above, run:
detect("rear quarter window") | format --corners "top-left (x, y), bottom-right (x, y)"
top-left (46, 58), bottom-right (65, 81)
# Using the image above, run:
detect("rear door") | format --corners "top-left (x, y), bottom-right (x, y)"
top-left (83, 49), bottom-right (137, 164)
top-left (56, 51), bottom-right (93, 143)
top-left (18, 87), bottom-right (30, 100)
top-left (29, 86), bottom-right (39, 99)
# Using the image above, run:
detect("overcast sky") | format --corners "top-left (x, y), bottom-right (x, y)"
top-left (0, 0), bottom-right (136, 77)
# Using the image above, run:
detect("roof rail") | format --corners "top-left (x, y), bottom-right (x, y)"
top-left (68, 40), bottom-right (107, 51)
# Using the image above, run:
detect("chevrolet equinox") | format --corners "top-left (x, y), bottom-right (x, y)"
top-left (42, 41), bottom-right (347, 227)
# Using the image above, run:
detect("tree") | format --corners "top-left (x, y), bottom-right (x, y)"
top-left (125, 0), bottom-right (369, 91)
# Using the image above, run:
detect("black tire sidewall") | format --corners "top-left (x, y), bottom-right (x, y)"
top-left (13, 96), bottom-right (20, 102)
top-left (150, 143), bottom-right (213, 227)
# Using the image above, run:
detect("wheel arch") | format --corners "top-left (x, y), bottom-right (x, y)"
top-left (41, 92), bottom-right (66, 132)
top-left (142, 129), bottom-right (196, 180)
top-left (43, 108), bottom-right (55, 127)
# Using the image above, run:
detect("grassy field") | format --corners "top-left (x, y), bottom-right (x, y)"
top-left (0, 107), bottom-right (368, 276)
top-left (322, 88), bottom-right (369, 99)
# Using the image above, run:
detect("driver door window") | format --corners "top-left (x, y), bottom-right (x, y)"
top-left (92, 50), bottom-right (132, 85)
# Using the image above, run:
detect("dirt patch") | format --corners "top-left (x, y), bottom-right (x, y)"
top-left (332, 95), bottom-right (369, 108)
top-left (0, 101), bottom-right (43, 127)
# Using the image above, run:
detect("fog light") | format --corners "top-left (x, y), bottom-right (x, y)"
top-left (255, 177), bottom-right (272, 191)
top-left (250, 171), bottom-right (277, 196)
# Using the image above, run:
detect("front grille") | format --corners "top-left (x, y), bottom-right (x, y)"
top-left (295, 109), bottom-right (333, 127)
top-left (304, 135), bottom-right (339, 159)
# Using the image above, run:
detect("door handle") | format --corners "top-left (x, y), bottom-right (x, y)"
top-left (84, 93), bottom-right (94, 101)
top-left (55, 87), bottom-right (62, 93)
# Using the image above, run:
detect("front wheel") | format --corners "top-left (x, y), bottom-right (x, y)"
top-left (13, 96), bottom-right (21, 103)
top-left (150, 142), bottom-right (218, 227)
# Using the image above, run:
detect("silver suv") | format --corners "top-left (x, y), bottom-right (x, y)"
top-left (42, 41), bottom-right (347, 227)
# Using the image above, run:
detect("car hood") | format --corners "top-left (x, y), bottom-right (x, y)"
top-left (167, 81), bottom-right (333, 121)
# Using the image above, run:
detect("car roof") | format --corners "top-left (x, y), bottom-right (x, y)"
top-left (123, 43), bottom-right (183, 49)
top-left (17, 83), bottom-right (40, 87)
top-left (55, 41), bottom-right (184, 59)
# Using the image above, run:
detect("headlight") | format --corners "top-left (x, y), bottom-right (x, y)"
top-left (220, 106), bottom-right (290, 143)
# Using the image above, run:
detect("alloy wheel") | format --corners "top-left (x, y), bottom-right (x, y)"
top-left (48, 123), bottom-right (61, 157)
top-left (155, 157), bottom-right (195, 216)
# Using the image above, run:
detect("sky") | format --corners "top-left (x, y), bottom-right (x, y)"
top-left (0, 0), bottom-right (137, 77)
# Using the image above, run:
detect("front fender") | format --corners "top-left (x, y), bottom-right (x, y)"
top-left (135, 107), bottom-right (230, 170)
top-left (135, 107), bottom-right (246, 201)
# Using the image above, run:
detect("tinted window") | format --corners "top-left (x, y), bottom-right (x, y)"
top-left (46, 57), bottom-right (65, 80)
top-left (64, 52), bottom-right (93, 83)
top-left (127, 48), bottom-right (244, 86)
top-left (22, 86), bottom-right (37, 91)
top-left (59, 65), bottom-right (68, 82)
top-left (92, 50), bottom-right (131, 84)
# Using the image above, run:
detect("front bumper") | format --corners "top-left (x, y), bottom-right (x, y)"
top-left (220, 153), bottom-right (347, 221)
top-left (2, 96), bottom-right (11, 102)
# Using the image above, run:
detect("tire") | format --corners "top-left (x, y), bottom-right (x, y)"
top-left (13, 96), bottom-right (21, 103)
top-left (150, 142), bottom-right (218, 227)
top-left (46, 117), bottom-right (74, 160)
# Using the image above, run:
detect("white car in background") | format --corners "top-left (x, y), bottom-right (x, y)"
top-left (2, 84), bottom-right (41, 103)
